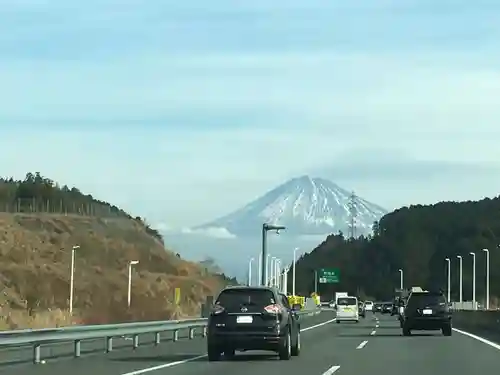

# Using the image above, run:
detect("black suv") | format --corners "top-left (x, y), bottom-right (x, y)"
top-left (401, 291), bottom-right (452, 336)
top-left (206, 286), bottom-right (301, 361)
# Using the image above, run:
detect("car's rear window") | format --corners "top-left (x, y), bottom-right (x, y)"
top-left (216, 289), bottom-right (275, 307)
top-left (337, 297), bottom-right (357, 306)
top-left (407, 293), bottom-right (445, 308)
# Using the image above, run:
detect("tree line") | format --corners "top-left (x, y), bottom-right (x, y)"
top-left (0, 172), bottom-right (164, 243)
top-left (290, 196), bottom-right (500, 304)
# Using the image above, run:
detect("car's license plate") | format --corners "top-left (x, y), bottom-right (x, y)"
top-left (422, 309), bottom-right (432, 315)
top-left (236, 315), bottom-right (253, 323)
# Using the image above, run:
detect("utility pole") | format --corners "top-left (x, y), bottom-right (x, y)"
top-left (348, 192), bottom-right (358, 239)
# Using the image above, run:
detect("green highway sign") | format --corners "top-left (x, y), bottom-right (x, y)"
top-left (318, 268), bottom-right (340, 283)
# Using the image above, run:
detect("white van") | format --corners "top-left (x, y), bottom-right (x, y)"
top-left (335, 296), bottom-right (359, 323)
top-left (364, 301), bottom-right (374, 311)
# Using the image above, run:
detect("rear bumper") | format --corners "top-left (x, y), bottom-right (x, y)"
top-left (404, 316), bottom-right (451, 330)
top-left (336, 315), bottom-right (359, 321)
top-left (208, 331), bottom-right (285, 350)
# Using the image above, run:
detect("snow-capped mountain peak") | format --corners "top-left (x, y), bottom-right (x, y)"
top-left (196, 175), bottom-right (387, 237)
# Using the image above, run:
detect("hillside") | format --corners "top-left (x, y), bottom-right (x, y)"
top-left (290, 197), bottom-right (500, 306)
top-left (0, 172), bottom-right (236, 329)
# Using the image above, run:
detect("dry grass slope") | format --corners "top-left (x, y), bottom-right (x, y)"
top-left (0, 213), bottom-right (226, 330)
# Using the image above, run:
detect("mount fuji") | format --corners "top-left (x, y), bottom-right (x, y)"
top-left (195, 175), bottom-right (388, 237)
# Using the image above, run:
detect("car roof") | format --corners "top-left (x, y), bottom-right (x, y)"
top-left (220, 285), bottom-right (279, 293)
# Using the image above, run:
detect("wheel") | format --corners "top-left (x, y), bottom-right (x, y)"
top-left (224, 348), bottom-right (236, 359)
top-left (291, 330), bottom-right (300, 356)
top-left (336, 320), bottom-right (340, 324)
top-left (442, 324), bottom-right (452, 336)
top-left (355, 320), bottom-right (359, 323)
top-left (278, 330), bottom-right (292, 360)
top-left (207, 345), bottom-right (222, 361)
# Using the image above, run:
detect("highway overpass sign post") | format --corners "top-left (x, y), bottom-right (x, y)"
top-left (318, 268), bottom-right (340, 283)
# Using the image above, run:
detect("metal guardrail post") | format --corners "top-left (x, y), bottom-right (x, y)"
top-left (33, 344), bottom-right (41, 364)
top-left (173, 329), bottom-right (179, 341)
top-left (133, 335), bottom-right (139, 349)
top-left (189, 328), bottom-right (195, 339)
top-left (155, 332), bottom-right (161, 345)
top-left (106, 337), bottom-right (113, 352)
top-left (74, 340), bottom-right (81, 357)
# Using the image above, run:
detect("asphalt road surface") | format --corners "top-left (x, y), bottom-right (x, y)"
top-left (3, 311), bottom-right (500, 375)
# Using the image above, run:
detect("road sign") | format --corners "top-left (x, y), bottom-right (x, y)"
top-left (318, 268), bottom-right (340, 283)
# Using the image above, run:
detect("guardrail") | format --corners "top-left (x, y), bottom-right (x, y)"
top-left (0, 307), bottom-right (320, 365)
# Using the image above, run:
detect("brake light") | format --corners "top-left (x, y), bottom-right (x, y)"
top-left (264, 304), bottom-right (282, 314)
top-left (211, 304), bottom-right (225, 315)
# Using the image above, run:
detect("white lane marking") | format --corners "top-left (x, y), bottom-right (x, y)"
top-left (375, 324), bottom-right (379, 328)
top-left (119, 317), bottom-right (337, 375)
top-left (356, 340), bottom-right (368, 349)
top-left (301, 318), bottom-right (337, 332)
top-left (453, 328), bottom-right (500, 350)
top-left (322, 365), bottom-right (341, 375)
top-left (120, 355), bottom-right (207, 375)
top-left (370, 330), bottom-right (376, 335)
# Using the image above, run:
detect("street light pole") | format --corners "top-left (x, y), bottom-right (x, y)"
top-left (128, 260), bottom-right (139, 308)
top-left (257, 253), bottom-right (262, 287)
top-left (457, 255), bottom-right (463, 303)
top-left (483, 248), bottom-right (489, 310)
top-left (470, 252), bottom-right (476, 310)
top-left (398, 269), bottom-right (403, 289)
top-left (445, 258), bottom-right (451, 302)
top-left (260, 223), bottom-right (286, 286)
top-left (292, 247), bottom-right (298, 296)
top-left (247, 258), bottom-right (254, 286)
top-left (270, 257), bottom-right (276, 286)
top-left (69, 245), bottom-right (80, 315)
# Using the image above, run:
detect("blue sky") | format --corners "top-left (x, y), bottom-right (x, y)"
top-left (1, 0), bottom-right (500, 228)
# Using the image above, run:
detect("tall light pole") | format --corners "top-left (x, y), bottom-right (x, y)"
top-left (398, 269), bottom-right (403, 289)
top-left (261, 223), bottom-right (286, 286)
top-left (483, 248), bottom-right (489, 310)
top-left (283, 267), bottom-right (289, 294)
top-left (276, 259), bottom-right (282, 289)
top-left (270, 257), bottom-right (276, 286)
top-left (247, 258), bottom-right (254, 286)
top-left (257, 253), bottom-right (262, 287)
top-left (470, 252), bottom-right (476, 310)
top-left (266, 254), bottom-right (271, 286)
top-left (292, 247), bottom-right (299, 296)
top-left (457, 255), bottom-right (463, 303)
top-left (128, 260), bottom-right (139, 308)
top-left (445, 258), bottom-right (451, 302)
top-left (69, 245), bottom-right (80, 315)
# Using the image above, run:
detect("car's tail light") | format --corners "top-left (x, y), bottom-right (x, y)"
top-left (211, 304), bottom-right (225, 315)
top-left (264, 304), bottom-right (282, 314)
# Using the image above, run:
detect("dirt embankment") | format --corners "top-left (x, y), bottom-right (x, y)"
top-left (0, 213), bottom-right (225, 330)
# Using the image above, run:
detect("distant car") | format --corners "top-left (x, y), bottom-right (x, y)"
top-left (373, 303), bottom-right (382, 313)
top-left (207, 286), bottom-right (301, 361)
top-left (382, 303), bottom-right (392, 314)
top-left (336, 296), bottom-right (359, 323)
top-left (364, 301), bottom-right (374, 312)
top-left (401, 291), bottom-right (452, 336)
top-left (358, 301), bottom-right (366, 318)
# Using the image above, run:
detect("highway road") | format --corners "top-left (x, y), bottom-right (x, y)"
top-left (2, 311), bottom-right (500, 375)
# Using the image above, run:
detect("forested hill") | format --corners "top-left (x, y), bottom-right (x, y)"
top-left (290, 197), bottom-right (500, 304)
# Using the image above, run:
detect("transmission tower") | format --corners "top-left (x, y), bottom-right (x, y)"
top-left (348, 191), bottom-right (358, 239)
